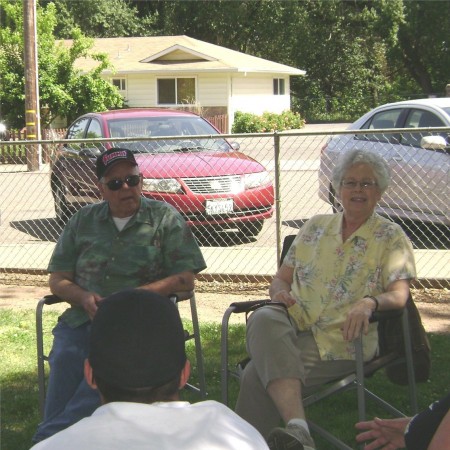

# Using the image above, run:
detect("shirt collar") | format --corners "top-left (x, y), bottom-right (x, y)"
top-left (332, 212), bottom-right (378, 239)
top-left (97, 198), bottom-right (153, 227)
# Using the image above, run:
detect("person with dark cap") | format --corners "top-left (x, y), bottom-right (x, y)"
top-left (355, 393), bottom-right (450, 450)
top-left (31, 289), bottom-right (268, 450)
top-left (32, 148), bottom-right (206, 443)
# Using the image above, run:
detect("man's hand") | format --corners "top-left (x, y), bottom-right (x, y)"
top-left (79, 292), bottom-right (103, 320)
top-left (49, 272), bottom-right (103, 320)
top-left (355, 417), bottom-right (410, 450)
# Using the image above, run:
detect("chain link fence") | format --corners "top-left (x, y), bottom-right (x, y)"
top-left (0, 128), bottom-right (448, 289)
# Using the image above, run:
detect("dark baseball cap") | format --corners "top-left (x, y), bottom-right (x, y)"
top-left (89, 289), bottom-right (187, 389)
top-left (96, 148), bottom-right (138, 180)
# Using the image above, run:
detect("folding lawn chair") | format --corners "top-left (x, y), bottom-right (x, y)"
top-left (36, 290), bottom-right (206, 419)
top-left (220, 235), bottom-right (424, 450)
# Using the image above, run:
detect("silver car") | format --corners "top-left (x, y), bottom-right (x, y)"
top-left (319, 98), bottom-right (450, 227)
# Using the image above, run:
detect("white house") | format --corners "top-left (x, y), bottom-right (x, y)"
top-left (62, 35), bottom-right (305, 132)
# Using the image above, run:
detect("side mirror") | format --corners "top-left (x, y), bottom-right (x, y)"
top-left (230, 141), bottom-right (240, 151)
top-left (420, 135), bottom-right (447, 150)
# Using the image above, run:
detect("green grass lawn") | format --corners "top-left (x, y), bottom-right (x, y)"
top-left (0, 308), bottom-right (448, 450)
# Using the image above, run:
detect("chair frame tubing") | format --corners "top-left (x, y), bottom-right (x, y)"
top-left (220, 303), bottom-right (419, 449)
top-left (37, 293), bottom-right (207, 420)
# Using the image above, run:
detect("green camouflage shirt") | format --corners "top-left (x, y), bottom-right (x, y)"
top-left (48, 198), bottom-right (206, 327)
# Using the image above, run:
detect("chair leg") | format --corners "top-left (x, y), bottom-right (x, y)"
top-left (36, 298), bottom-right (46, 420)
top-left (354, 335), bottom-right (366, 422)
top-left (401, 310), bottom-right (419, 414)
top-left (220, 305), bottom-right (235, 406)
top-left (220, 299), bottom-right (420, 449)
top-left (305, 336), bottom-right (366, 449)
top-left (189, 294), bottom-right (207, 399)
top-left (36, 292), bottom-right (208, 419)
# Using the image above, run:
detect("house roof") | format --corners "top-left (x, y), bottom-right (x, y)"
top-left (60, 35), bottom-right (305, 76)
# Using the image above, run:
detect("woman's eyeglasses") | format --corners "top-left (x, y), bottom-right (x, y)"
top-left (103, 174), bottom-right (141, 191)
top-left (341, 180), bottom-right (378, 189)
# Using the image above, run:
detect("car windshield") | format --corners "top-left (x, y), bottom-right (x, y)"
top-left (107, 116), bottom-right (232, 154)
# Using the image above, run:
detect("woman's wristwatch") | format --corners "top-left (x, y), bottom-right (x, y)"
top-left (364, 295), bottom-right (379, 311)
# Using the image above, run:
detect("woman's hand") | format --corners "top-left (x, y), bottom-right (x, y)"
top-left (270, 264), bottom-right (296, 307)
top-left (271, 290), bottom-right (297, 307)
top-left (342, 297), bottom-right (375, 341)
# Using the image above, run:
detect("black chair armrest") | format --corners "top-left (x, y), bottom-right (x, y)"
top-left (43, 292), bottom-right (194, 306)
top-left (42, 294), bottom-right (65, 306)
top-left (229, 299), bottom-right (287, 314)
top-left (229, 301), bottom-right (404, 322)
top-left (229, 299), bottom-right (272, 313)
top-left (43, 292), bottom-right (195, 305)
top-left (370, 308), bottom-right (403, 323)
top-left (169, 290), bottom-right (194, 303)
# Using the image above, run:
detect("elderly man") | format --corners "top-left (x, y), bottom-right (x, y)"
top-left (33, 148), bottom-right (206, 443)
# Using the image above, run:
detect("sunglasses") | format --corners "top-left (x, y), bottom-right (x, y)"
top-left (103, 174), bottom-right (141, 191)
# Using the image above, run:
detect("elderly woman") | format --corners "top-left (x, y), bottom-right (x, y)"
top-left (235, 149), bottom-right (416, 450)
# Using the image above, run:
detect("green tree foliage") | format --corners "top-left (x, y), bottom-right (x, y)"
top-left (284, 0), bottom-right (405, 121)
top-left (0, 0), bottom-right (123, 128)
top-left (40, 0), bottom-right (157, 38)
top-left (0, 1), bottom-right (26, 127)
top-left (393, 1), bottom-right (450, 96)
top-left (1, 0), bottom-right (447, 126)
top-left (144, 0), bottom-right (283, 53)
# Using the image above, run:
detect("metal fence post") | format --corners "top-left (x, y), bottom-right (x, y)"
top-left (273, 132), bottom-right (282, 267)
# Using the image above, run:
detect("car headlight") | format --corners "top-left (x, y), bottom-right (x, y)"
top-left (244, 171), bottom-right (272, 190)
top-left (142, 178), bottom-right (182, 193)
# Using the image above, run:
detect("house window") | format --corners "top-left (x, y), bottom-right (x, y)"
top-left (273, 78), bottom-right (285, 95)
top-left (157, 78), bottom-right (196, 105)
top-left (273, 78), bottom-right (286, 95)
top-left (112, 78), bottom-right (127, 91)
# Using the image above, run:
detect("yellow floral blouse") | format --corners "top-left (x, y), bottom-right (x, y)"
top-left (284, 213), bottom-right (416, 361)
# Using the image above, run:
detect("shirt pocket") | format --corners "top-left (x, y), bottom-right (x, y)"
top-left (119, 244), bottom-right (163, 278)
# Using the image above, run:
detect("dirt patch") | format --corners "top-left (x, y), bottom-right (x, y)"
top-left (0, 274), bottom-right (448, 332)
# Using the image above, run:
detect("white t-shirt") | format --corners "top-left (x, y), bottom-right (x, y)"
top-left (112, 215), bottom-right (133, 231)
top-left (31, 400), bottom-right (268, 449)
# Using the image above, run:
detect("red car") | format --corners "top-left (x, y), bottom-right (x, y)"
top-left (51, 108), bottom-right (274, 239)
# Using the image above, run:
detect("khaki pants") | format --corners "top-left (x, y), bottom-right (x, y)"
top-left (235, 305), bottom-right (356, 438)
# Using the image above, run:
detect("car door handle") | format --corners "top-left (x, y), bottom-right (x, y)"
top-left (392, 154), bottom-right (402, 161)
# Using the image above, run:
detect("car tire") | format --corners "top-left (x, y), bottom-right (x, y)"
top-left (53, 181), bottom-right (71, 225)
top-left (237, 220), bottom-right (264, 238)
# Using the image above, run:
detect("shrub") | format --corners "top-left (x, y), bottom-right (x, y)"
top-left (232, 110), bottom-right (305, 133)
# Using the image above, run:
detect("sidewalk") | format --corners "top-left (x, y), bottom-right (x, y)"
top-left (0, 241), bottom-right (448, 287)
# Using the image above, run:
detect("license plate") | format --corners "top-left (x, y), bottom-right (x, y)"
top-left (205, 199), bottom-right (234, 215)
